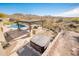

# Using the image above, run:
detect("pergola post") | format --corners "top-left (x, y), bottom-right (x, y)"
top-left (28, 23), bottom-right (32, 32)
top-left (16, 21), bottom-right (21, 30)
top-left (41, 21), bottom-right (43, 29)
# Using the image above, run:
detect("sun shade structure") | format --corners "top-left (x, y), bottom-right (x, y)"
top-left (30, 34), bottom-right (52, 53)
top-left (15, 20), bottom-right (44, 32)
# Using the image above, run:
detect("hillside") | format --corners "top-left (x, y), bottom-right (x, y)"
top-left (0, 13), bottom-right (79, 33)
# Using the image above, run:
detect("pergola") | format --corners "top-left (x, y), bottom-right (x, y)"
top-left (15, 19), bottom-right (44, 32)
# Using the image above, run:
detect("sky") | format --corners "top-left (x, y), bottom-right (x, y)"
top-left (0, 3), bottom-right (79, 17)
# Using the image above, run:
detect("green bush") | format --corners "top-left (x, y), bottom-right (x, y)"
top-left (64, 18), bottom-right (79, 21)
top-left (3, 21), bottom-right (14, 25)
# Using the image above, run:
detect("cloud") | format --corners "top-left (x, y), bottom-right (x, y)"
top-left (55, 7), bottom-right (79, 17)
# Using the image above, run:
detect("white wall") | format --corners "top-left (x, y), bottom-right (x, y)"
top-left (0, 22), bottom-right (7, 43)
top-left (0, 22), bottom-right (7, 56)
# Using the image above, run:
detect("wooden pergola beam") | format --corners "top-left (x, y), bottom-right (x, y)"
top-left (15, 20), bottom-right (45, 32)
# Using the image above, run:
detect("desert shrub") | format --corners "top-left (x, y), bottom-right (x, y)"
top-left (64, 18), bottom-right (79, 22)
top-left (0, 13), bottom-right (8, 18)
top-left (3, 21), bottom-right (14, 25)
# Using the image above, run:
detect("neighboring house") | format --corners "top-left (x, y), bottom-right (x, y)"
top-left (9, 18), bottom-right (16, 22)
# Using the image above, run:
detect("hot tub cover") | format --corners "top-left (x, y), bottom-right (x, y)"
top-left (31, 34), bottom-right (52, 47)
